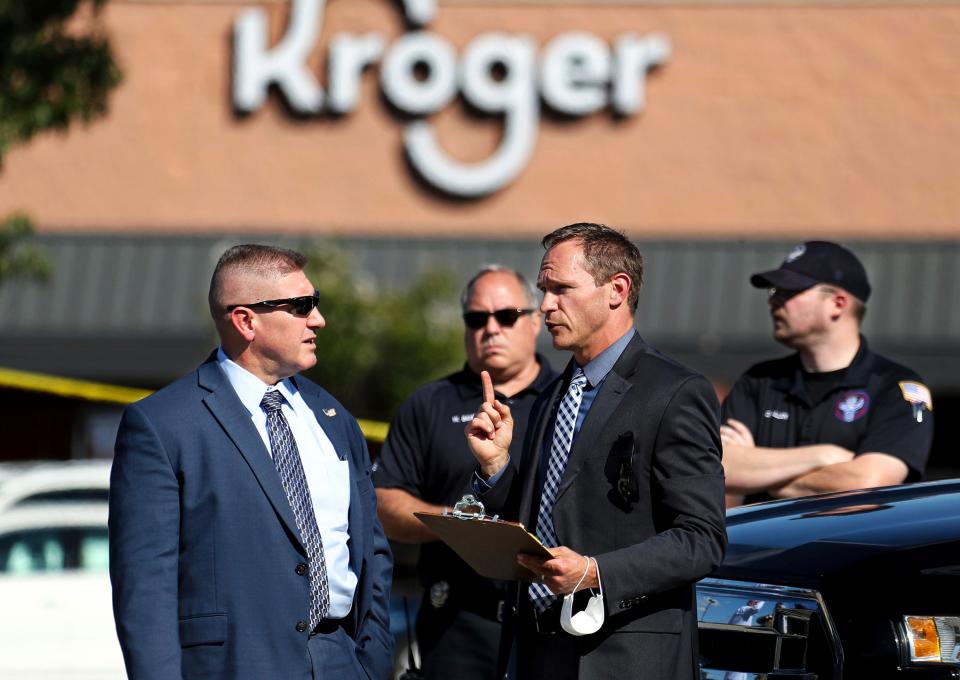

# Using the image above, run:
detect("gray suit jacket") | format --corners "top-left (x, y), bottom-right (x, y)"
top-left (481, 334), bottom-right (727, 679)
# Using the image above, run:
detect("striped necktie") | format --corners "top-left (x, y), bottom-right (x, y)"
top-left (528, 367), bottom-right (587, 611)
top-left (261, 389), bottom-right (330, 626)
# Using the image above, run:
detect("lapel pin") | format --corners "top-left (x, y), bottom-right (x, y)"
top-left (323, 408), bottom-right (337, 417)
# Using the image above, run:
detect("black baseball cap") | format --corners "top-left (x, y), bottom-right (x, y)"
top-left (750, 241), bottom-right (871, 302)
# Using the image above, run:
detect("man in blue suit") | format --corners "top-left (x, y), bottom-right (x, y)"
top-left (109, 244), bottom-right (394, 680)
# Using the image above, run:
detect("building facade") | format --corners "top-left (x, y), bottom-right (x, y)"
top-left (1, 0), bottom-right (957, 470)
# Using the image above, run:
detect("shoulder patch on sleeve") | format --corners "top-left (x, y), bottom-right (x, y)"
top-left (898, 381), bottom-right (933, 411)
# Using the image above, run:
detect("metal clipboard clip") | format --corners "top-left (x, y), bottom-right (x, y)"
top-left (444, 494), bottom-right (499, 522)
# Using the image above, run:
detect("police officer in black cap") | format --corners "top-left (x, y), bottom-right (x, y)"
top-left (721, 241), bottom-right (934, 506)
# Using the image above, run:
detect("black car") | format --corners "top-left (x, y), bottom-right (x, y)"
top-left (696, 480), bottom-right (960, 679)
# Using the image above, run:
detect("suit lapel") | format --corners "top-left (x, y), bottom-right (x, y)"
top-left (520, 375), bottom-right (564, 527)
top-left (294, 379), bottom-right (351, 462)
top-left (294, 377), bottom-right (365, 575)
top-left (555, 336), bottom-right (645, 503)
top-left (198, 360), bottom-right (305, 548)
top-left (555, 371), bottom-right (632, 502)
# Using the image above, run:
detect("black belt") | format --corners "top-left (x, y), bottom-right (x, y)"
top-left (425, 584), bottom-right (507, 623)
top-left (459, 594), bottom-right (506, 623)
top-left (311, 616), bottom-right (348, 636)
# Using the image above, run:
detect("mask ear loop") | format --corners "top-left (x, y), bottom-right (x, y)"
top-left (572, 555), bottom-right (591, 594)
top-left (592, 557), bottom-right (603, 599)
top-left (570, 556), bottom-right (604, 598)
top-left (575, 557), bottom-right (602, 600)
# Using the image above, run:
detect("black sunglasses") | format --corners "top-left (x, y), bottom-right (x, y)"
top-left (767, 285), bottom-right (835, 303)
top-left (227, 291), bottom-right (320, 316)
top-left (766, 287), bottom-right (808, 302)
top-left (462, 308), bottom-right (534, 330)
top-left (612, 432), bottom-right (638, 504)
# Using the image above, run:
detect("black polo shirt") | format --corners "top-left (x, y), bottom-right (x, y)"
top-left (722, 338), bottom-right (933, 504)
top-left (373, 358), bottom-right (557, 594)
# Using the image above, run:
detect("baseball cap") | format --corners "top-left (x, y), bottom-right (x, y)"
top-left (750, 241), bottom-right (871, 302)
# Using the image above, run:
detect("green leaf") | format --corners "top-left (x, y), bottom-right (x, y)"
top-left (303, 243), bottom-right (462, 421)
top-left (0, 213), bottom-right (50, 283)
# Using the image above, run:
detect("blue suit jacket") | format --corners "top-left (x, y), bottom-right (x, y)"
top-left (109, 357), bottom-right (393, 680)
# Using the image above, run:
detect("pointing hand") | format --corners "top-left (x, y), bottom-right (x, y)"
top-left (464, 370), bottom-right (513, 478)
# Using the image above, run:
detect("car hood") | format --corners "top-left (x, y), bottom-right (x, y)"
top-left (715, 480), bottom-right (960, 586)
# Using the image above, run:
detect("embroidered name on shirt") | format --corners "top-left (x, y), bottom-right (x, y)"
top-left (763, 410), bottom-right (789, 420)
top-left (451, 412), bottom-right (476, 424)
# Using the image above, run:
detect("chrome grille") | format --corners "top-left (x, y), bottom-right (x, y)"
top-left (697, 578), bottom-right (843, 680)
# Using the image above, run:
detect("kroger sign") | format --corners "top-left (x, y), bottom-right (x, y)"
top-left (234, 0), bottom-right (670, 198)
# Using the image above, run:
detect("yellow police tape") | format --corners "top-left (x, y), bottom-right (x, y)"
top-left (0, 366), bottom-right (389, 443)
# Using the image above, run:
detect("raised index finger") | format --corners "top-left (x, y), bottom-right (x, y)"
top-left (481, 370), bottom-right (495, 404)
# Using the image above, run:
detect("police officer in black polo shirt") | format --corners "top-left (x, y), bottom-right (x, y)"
top-left (722, 241), bottom-right (934, 506)
top-left (374, 266), bottom-right (556, 680)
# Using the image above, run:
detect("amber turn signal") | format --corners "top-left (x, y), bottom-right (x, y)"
top-left (904, 616), bottom-right (941, 662)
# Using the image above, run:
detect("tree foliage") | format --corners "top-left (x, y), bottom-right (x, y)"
top-left (0, 0), bottom-right (121, 161)
top-left (303, 244), bottom-right (464, 421)
top-left (1, 1), bottom-right (123, 283)
top-left (0, 213), bottom-right (49, 283)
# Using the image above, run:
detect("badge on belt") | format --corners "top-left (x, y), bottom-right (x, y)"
top-left (430, 581), bottom-right (449, 608)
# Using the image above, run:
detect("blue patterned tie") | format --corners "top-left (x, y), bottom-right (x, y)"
top-left (261, 389), bottom-right (329, 626)
top-left (529, 367), bottom-right (587, 611)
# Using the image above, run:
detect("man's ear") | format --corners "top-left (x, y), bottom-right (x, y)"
top-left (829, 290), bottom-right (850, 320)
top-left (609, 273), bottom-right (632, 309)
top-left (229, 308), bottom-right (257, 342)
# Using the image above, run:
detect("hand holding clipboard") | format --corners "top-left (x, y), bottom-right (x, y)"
top-left (414, 496), bottom-right (552, 581)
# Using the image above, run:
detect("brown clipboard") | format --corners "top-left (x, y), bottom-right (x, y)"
top-left (415, 511), bottom-right (553, 581)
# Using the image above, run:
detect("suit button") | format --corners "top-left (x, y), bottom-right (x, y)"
top-left (296, 563), bottom-right (308, 576)
top-left (296, 620), bottom-right (308, 633)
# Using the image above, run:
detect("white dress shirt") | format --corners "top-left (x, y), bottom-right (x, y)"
top-left (217, 348), bottom-right (357, 617)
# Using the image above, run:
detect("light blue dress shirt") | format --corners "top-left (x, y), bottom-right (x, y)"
top-left (217, 348), bottom-right (357, 618)
top-left (477, 328), bottom-right (636, 490)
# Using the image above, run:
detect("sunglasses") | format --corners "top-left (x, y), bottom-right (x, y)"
top-left (612, 432), bottom-right (638, 504)
top-left (767, 287), bottom-right (806, 302)
top-left (227, 291), bottom-right (320, 316)
top-left (462, 308), bottom-right (534, 330)
top-left (767, 285), bottom-right (835, 302)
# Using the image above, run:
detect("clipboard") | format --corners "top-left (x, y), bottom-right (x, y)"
top-left (415, 495), bottom-right (553, 581)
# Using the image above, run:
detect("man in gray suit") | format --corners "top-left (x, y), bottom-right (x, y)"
top-left (466, 223), bottom-right (727, 680)
top-left (109, 244), bottom-right (393, 680)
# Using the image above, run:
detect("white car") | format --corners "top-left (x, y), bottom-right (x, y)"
top-left (0, 500), bottom-right (125, 679)
top-left (0, 460), bottom-right (111, 512)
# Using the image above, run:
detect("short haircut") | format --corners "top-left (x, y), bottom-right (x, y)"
top-left (460, 265), bottom-right (539, 311)
top-left (852, 299), bottom-right (868, 323)
top-left (541, 223), bottom-right (644, 313)
top-left (208, 244), bottom-right (307, 317)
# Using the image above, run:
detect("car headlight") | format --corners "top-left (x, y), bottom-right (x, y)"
top-left (903, 616), bottom-right (960, 664)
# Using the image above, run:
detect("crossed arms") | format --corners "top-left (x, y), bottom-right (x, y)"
top-left (721, 417), bottom-right (909, 503)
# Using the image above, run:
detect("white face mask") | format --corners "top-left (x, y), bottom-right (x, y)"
top-left (560, 557), bottom-right (605, 636)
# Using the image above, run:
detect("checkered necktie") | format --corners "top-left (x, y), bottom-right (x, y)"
top-left (529, 367), bottom-right (587, 611)
top-left (261, 389), bottom-right (329, 626)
